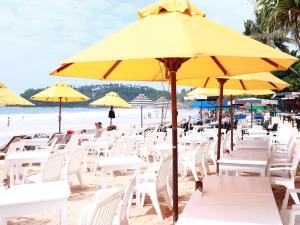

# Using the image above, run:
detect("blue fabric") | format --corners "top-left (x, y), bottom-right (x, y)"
top-left (234, 114), bottom-right (246, 120)
top-left (190, 101), bottom-right (216, 108)
top-left (254, 113), bottom-right (264, 120)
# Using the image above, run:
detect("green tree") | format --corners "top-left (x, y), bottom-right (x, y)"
top-left (255, 0), bottom-right (300, 49)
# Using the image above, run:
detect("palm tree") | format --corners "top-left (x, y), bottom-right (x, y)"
top-left (243, 16), bottom-right (292, 52)
top-left (255, 0), bottom-right (300, 49)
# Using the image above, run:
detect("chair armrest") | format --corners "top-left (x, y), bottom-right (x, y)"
top-left (269, 167), bottom-right (292, 172)
top-left (269, 162), bottom-right (292, 167)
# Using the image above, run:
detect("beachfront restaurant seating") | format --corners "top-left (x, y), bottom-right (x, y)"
top-left (135, 155), bottom-right (172, 220)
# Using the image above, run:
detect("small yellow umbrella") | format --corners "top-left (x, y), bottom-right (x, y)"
top-left (90, 92), bottom-right (131, 126)
top-left (0, 83), bottom-right (34, 106)
top-left (31, 82), bottom-right (90, 132)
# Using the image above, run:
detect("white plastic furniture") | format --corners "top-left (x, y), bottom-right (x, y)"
top-left (135, 155), bottom-right (172, 220)
top-left (65, 147), bottom-right (85, 189)
top-left (0, 181), bottom-right (70, 225)
top-left (281, 189), bottom-right (300, 225)
top-left (176, 176), bottom-right (282, 225)
top-left (20, 138), bottom-right (49, 149)
top-left (6, 150), bottom-right (50, 185)
top-left (23, 151), bottom-right (66, 184)
top-left (269, 146), bottom-right (300, 204)
top-left (218, 150), bottom-right (268, 176)
top-left (77, 189), bottom-right (124, 225)
top-left (180, 142), bottom-right (208, 181)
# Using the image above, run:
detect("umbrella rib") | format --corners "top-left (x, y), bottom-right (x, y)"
top-left (203, 78), bottom-right (210, 88)
top-left (103, 60), bottom-right (122, 79)
top-left (211, 56), bottom-right (227, 75)
top-left (53, 63), bottom-right (74, 73)
top-left (269, 82), bottom-right (278, 89)
top-left (261, 58), bottom-right (280, 69)
top-left (239, 80), bottom-right (246, 90)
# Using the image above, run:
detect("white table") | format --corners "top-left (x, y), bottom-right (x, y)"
top-left (82, 141), bottom-right (109, 155)
top-left (6, 151), bottom-right (50, 186)
top-left (177, 176), bottom-right (282, 225)
top-left (97, 156), bottom-right (143, 173)
top-left (218, 150), bottom-right (268, 176)
top-left (236, 139), bottom-right (269, 151)
top-left (0, 181), bottom-right (70, 225)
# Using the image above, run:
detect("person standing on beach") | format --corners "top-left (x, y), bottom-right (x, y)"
top-left (7, 117), bottom-right (10, 127)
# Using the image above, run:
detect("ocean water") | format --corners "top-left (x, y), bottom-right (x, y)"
top-left (0, 106), bottom-right (196, 145)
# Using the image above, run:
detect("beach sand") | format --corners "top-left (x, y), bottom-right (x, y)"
top-left (6, 116), bottom-right (300, 225)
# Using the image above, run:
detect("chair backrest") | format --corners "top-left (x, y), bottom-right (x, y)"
top-left (195, 142), bottom-right (208, 178)
top-left (6, 141), bottom-right (24, 156)
top-left (85, 189), bottom-right (124, 225)
top-left (110, 139), bottom-right (126, 157)
top-left (123, 139), bottom-right (137, 156)
top-left (42, 151), bottom-right (66, 182)
top-left (67, 146), bottom-right (86, 175)
top-left (0, 135), bottom-right (27, 153)
top-left (157, 155), bottom-right (172, 191)
top-left (118, 170), bottom-right (139, 225)
top-left (291, 145), bottom-right (300, 179)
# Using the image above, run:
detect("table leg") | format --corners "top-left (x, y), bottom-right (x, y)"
top-left (60, 202), bottom-right (68, 225)
top-left (15, 164), bottom-right (20, 184)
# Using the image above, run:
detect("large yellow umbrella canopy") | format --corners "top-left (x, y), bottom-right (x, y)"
top-left (90, 92), bottom-right (131, 108)
top-left (0, 83), bottom-right (34, 106)
top-left (31, 82), bottom-right (90, 132)
top-left (50, 0), bottom-right (298, 221)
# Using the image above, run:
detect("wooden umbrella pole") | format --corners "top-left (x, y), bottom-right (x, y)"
top-left (216, 78), bottom-right (227, 173)
top-left (251, 104), bottom-right (253, 128)
top-left (163, 57), bottom-right (186, 223)
top-left (141, 105), bottom-right (143, 128)
top-left (58, 97), bottom-right (62, 133)
top-left (230, 95), bottom-right (234, 151)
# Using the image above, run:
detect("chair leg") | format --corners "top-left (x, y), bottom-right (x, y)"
top-left (76, 172), bottom-right (84, 189)
top-left (190, 166), bottom-right (198, 181)
top-left (148, 191), bottom-right (163, 220)
top-left (161, 188), bottom-right (172, 210)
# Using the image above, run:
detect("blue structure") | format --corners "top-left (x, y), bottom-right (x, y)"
top-left (190, 101), bottom-right (216, 108)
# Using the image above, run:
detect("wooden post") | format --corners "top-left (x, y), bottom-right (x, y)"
top-left (162, 58), bottom-right (187, 223)
top-left (58, 97), bottom-right (62, 133)
top-left (230, 95), bottom-right (234, 151)
top-left (251, 104), bottom-right (253, 128)
top-left (216, 78), bottom-right (227, 173)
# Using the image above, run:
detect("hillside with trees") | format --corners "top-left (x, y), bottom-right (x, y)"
top-left (20, 83), bottom-right (189, 107)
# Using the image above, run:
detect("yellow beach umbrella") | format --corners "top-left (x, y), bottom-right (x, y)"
top-left (90, 92), bottom-right (131, 126)
top-left (31, 82), bottom-right (90, 132)
top-left (0, 83), bottom-right (34, 106)
top-left (50, 0), bottom-right (298, 221)
top-left (187, 88), bottom-right (275, 97)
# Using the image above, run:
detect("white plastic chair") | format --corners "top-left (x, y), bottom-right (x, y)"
top-left (180, 142), bottom-right (208, 181)
top-left (280, 189), bottom-right (300, 225)
top-left (269, 145), bottom-right (300, 204)
top-left (23, 150), bottom-right (66, 184)
top-left (65, 146), bottom-right (85, 189)
top-left (135, 155), bottom-right (172, 220)
top-left (78, 189), bottom-right (124, 225)
top-left (113, 170), bottom-right (138, 225)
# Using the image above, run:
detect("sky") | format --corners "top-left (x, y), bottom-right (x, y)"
top-left (0, 0), bottom-right (254, 94)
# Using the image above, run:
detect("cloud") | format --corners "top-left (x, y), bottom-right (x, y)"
top-left (0, 0), bottom-right (254, 93)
